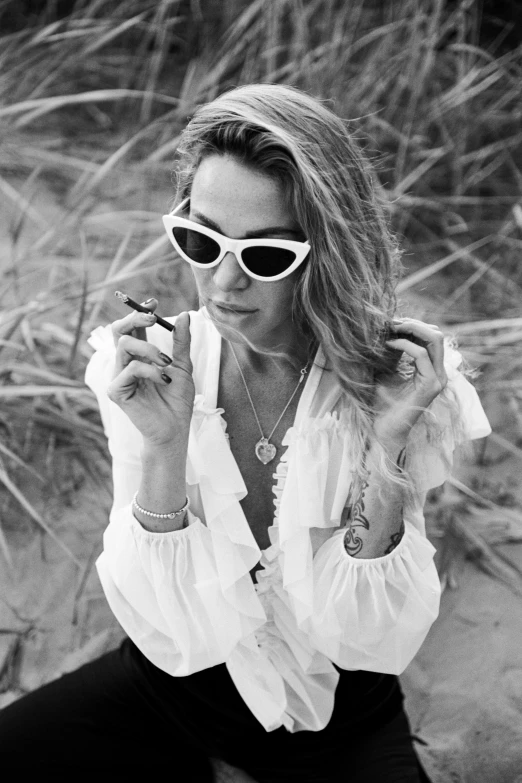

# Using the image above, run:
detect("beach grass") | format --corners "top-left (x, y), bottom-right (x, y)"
top-left (0, 0), bottom-right (521, 678)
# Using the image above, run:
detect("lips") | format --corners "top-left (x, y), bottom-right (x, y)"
top-left (213, 302), bottom-right (257, 313)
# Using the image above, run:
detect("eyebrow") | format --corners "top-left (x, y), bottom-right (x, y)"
top-left (191, 209), bottom-right (304, 240)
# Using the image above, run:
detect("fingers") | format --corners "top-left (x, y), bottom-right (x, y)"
top-left (114, 333), bottom-right (173, 375)
top-left (391, 317), bottom-right (443, 340)
top-left (111, 298), bottom-right (158, 346)
top-left (170, 311), bottom-right (192, 374)
top-left (112, 309), bottom-right (191, 380)
top-left (133, 298), bottom-right (158, 342)
top-left (388, 318), bottom-right (447, 387)
top-left (107, 359), bottom-right (171, 405)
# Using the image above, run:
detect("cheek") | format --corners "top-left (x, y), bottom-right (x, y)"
top-left (276, 279), bottom-right (297, 308)
top-left (191, 268), bottom-right (209, 293)
top-left (260, 281), bottom-right (296, 318)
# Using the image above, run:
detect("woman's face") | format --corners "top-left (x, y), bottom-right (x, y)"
top-left (188, 154), bottom-right (305, 351)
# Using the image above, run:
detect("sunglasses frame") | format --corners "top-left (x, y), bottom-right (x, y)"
top-left (162, 198), bottom-right (311, 282)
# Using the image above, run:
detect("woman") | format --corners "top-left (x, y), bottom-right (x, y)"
top-left (0, 84), bottom-right (490, 781)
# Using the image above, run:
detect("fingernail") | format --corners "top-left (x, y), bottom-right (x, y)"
top-left (159, 352), bottom-right (172, 365)
top-left (161, 373), bottom-right (171, 384)
top-left (143, 298), bottom-right (155, 305)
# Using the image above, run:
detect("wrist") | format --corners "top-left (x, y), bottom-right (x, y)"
top-left (133, 499), bottom-right (188, 533)
top-left (141, 438), bottom-right (188, 467)
top-left (133, 491), bottom-right (189, 520)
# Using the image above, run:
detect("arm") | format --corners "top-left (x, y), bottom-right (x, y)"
top-left (307, 319), bottom-right (451, 670)
top-left (307, 327), bottom-right (491, 673)
top-left (344, 316), bottom-right (447, 560)
top-left (85, 310), bottom-right (249, 675)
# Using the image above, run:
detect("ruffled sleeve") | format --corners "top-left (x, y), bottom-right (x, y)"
top-left (302, 343), bottom-right (491, 674)
top-left (307, 518), bottom-right (440, 673)
top-left (96, 512), bottom-right (259, 675)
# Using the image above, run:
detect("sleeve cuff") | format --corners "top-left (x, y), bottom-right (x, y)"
top-left (338, 523), bottom-right (410, 564)
top-left (130, 508), bottom-right (203, 540)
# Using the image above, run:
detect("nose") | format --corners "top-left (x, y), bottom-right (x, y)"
top-left (212, 251), bottom-right (249, 291)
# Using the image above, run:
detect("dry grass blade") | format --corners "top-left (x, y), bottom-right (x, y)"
top-left (440, 256), bottom-right (500, 313)
top-left (448, 477), bottom-right (522, 528)
top-left (435, 66), bottom-right (506, 116)
top-left (0, 386), bottom-right (93, 399)
top-left (68, 234), bottom-right (89, 374)
top-left (0, 443), bottom-right (45, 481)
top-left (0, 176), bottom-right (48, 229)
top-left (447, 512), bottom-right (522, 598)
top-left (1, 90), bottom-right (179, 127)
top-left (444, 238), bottom-right (522, 299)
top-left (0, 468), bottom-right (82, 568)
top-left (11, 145), bottom-right (101, 174)
top-left (85, 229), bottom-right (134, 333)
top-left (70, 124), bottom-right (156, 198)
top-left (81, 11), bottom-right (148, 56)
top-left (39, 324), bottom-right (94, 361)
top-left (487, 432), bottom-right (522, 462)
top-left (397, 236), bottom-right (496, 292)
top-left (1, 364), bottom-right (84, 386)
top-left (0, 523), bottom-right (13, 569)
top-left (392, 148), bottom-right (447, 198)
top-left (87, 236), bottom-right (172, 293)
top-left (450, 317), bottom-right (522, 333)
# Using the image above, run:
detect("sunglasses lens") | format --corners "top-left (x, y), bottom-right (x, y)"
top-left (172, 227), bottom-right (220, 265)
top-left (242, 247), bottom-right (297, 278)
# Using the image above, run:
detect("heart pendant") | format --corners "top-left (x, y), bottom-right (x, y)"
top-left (255, 437), bottom-right (277, 464)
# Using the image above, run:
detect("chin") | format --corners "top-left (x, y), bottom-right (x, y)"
top-left (203, 302), bottom-right (246, 340)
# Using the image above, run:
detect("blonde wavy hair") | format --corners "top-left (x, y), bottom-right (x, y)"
top-left (173, 83), bottom-right (430, 488)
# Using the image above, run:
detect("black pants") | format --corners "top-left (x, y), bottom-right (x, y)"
top-left (0, 637), bottom-right (430, 782)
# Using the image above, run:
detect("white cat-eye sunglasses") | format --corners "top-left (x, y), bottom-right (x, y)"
top-left (162, 198), bottom-right (311, 282)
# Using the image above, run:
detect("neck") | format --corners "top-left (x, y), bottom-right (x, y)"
top-left (226, 335), bottom-right (312, 377)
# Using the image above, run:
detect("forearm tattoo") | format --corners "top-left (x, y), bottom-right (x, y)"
top-left (384, 520), bottom-right (405, 554)
top-left (343, 446), bottom-right (407, 557)
top-left (343, 476), bottom-right (370, 556)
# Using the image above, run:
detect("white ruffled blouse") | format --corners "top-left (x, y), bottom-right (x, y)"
top-left (85, 308), bottom-right (491, 734)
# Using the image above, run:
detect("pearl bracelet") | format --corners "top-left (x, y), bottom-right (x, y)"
top-left (132, 492), bottom-right (190, 520)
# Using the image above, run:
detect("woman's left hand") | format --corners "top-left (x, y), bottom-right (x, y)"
top-left (374, 318), bottom-right (448, 447)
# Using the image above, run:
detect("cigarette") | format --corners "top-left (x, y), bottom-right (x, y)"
top-left (114, 291), bottom-right (175, 332)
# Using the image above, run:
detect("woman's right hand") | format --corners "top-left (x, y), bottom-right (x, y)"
top-left (107, 302), bottom-right (195, 453)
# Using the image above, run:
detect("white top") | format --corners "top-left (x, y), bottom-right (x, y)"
top-left (85, 308), bottom-right (491, 734)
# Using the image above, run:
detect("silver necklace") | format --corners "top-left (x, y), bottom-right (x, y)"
top-left (229, 342), bottom-right (309, 464)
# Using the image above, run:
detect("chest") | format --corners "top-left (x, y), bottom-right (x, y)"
top-left (217, 368), bottom-right (304, 554)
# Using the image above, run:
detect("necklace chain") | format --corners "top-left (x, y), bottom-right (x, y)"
top-left (229, 343), bottom-right (309, 461)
